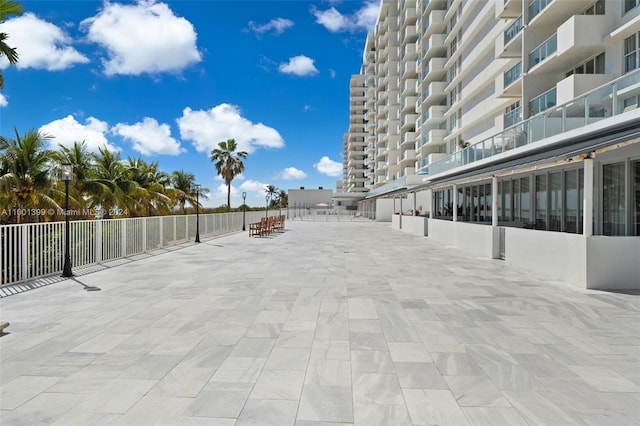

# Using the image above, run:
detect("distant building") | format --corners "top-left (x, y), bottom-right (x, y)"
top-left (344, 0), bottom-right (640, 290)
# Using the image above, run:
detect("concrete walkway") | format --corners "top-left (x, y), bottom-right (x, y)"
top-left (0, 220), bottom-right (638, 425)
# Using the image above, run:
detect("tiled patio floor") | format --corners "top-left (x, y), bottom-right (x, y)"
top-left (0, 220), bottom-right (639, 425)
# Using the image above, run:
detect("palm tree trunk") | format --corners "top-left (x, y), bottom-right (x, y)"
top-left (227, 184), bottom-right (231, 212)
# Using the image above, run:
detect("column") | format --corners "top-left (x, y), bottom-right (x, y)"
top-left (492, 176), bottom-right (499, 227)
top-left (583, 158), bottom-right (594, 236)
top-left (452, 184), bottom-right (458, 222)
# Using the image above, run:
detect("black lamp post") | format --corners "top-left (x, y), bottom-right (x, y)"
top-left (61, 163), bottom-right (73, 277)
top-left (265, 194), bottom-right (270, 218)
top-left (242, 191), bottom-right (247, 231)
top-left (194, 183), bottom-right (201, 243)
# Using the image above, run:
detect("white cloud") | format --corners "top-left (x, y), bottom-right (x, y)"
top-left (177, 103), bottom-right (285, 154)
top-left (314, 156), bottom-right (342, 177)
top-left (248, 18), bottom-right (294, 35)
top-left (239, 180), bottom-right (268, 192)
top-left (81, 0), bottom-right (201, 76)
top-left (312, 1), bottom-right (378, 33)
top-left (0, 13), bottom-right (89, 70)
top-left (0, 93), bottom-right (7, 107)
top-left (279, 55), bottom-right (318, 77)
top-left (329, 69), bottom-right (336, 79)
top-left (39, 115), bottom-right (118, 152)
top-left (277, 167), bottom-right (307, 180)
top-left (112, 117), bottom-right (184, 156)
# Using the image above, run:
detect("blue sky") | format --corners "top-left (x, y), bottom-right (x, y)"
top-left (0, 0), bottom-right (378, 207)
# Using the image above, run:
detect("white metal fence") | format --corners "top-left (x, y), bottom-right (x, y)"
top-left (0, 210), bottom-right (269, 287)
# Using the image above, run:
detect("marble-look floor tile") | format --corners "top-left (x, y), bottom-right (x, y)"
top-left (264, 347), bottom-right (311, 370)
top-left (352, 373), bottom-right (404, 405)
top-left (310, 340), bottom-right (350, 361)
top-left (504, 391), bottom-right (587, 425)
top-left (229, 338), bottom-right (276, 358)
top-left (250, 369), bottom-right (305, 400)
top-left (394, 362), bottom-right (448, 389)
top-left (444, 375), bottom-right (511, 407)
top-left (431, 352), bottom-right (484, 376)
top-left (297, 384), bottom-right (353, 423)
top-left (236, 399), bottom-right (298, 426)
top-left (118, 395), bottom-right (192, 425)
top-left (209, 357), bottom-right (266, 383)
top-left (350, 350), bottom-right (394, 374)
top-left (0, 376), bottom-right (60, 410)
top-left (461, 407), bottom-right (529, 426)
top-left (567, 365), bottom-right (640, 392)
top-left (305, 359), bottom-right (351, 386)
top-left (387, 342), bottom-right (433, 363)
top-left (403, 389), bottom-right (470, 426)
top-left (148, 366), bottom-right (214, 398)
top-left (353, 403), bottom-right (411, 426)
top-left (80, 378), bottom-right (157, 414)
top-left (183, 382), bottom-right (253, 418)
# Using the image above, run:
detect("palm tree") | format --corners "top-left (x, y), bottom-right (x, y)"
top-left (171, 169), bottom-right (196, 214)
top-left (91, 146), bottom-right (136, 218)
top-left (277, 189), bottom-right (288, 208)
top-left (125, 157), bottom-right (172, 217)
top-left (53, 141), bottom-right (110, 217)
top-left (209, 139), bottom-right (247, 212)
top-left (0, 0), bottom-right (23, 90)
top-left (265, 184), bottom-right (278, 208)
top-left (0, 128), bottom-right (58, 223)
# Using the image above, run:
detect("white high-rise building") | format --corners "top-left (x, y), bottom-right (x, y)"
top-left (344, 0), bottom-right (640, 289)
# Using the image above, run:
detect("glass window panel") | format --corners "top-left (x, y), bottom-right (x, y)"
top-left (498, 181), bottom-right (503, 222)
top-left (457, 186), bottom-right (464, 220)
top-left (485, 183), bottom-right (492, 223)
top-left (579, 168), bottom-right (585, 234)
top-left (633, 161), bottom-right (640, 236)
top-left (521, 176), bottom-right (531, 224)
top-left (465, 186), bottom-right (472, 221)
top-left (602, 162), bottom-right (626, 236)
top-left (473, 185), bottom-right (479, 222)
top-left (595, 53), bottom-right (605, 73)
top-left (513, 179), bottom-right (521, 221)
top-left (564, 170), bottom-right (578, 233)
top-left (503, 180), bottom-right (512, 221)
top-left (585, 59), bottom-right (594, 74)
top-left (536, 174), bottom-right (547, 230)
top-left (549, 172), bottom-right (562, 231)
top-left (479, 184), bottom-right (485, 222)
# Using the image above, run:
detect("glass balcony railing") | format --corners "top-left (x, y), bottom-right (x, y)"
top-left (428, 69), bottom-right (640, 176)
top-left (504, 16), bottom-right (523, 45)
top-left (528, 0), bottom-right (553, 22)
top-left (504, 61), bottom-right (522, 88)
top-left (529, 87), bottom-right (556, 115)
top-left (504, 106), bottom-right (522, 128)
top-left (529, 33), bottom-right (557, 70)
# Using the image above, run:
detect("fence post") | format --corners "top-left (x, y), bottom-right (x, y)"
top-left (121, 219), bottom-right (127, 258)
top-left (21, 225), bottom-right (28, 281)
top-left (95, 220), bottom-right (102, 263)
top-left (142, 217), bottom-right (147, 252)
top-left (159, 217), bottom-right (164, 248)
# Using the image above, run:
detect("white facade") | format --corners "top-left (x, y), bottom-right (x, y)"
top-left (346, 0), bottom-right (640, 289)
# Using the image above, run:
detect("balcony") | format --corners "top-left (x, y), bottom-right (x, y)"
top-left (403, 25), bottom-right (418, 44)
top-left (529, 33), bottom-right (556, 71)
top-left (495, 0), bottom-right (522, 19)
top-left (528, 0), bottom-right (593, 28)
top-left (555, 14), bottom-right (611, 61)
top-left (556, 73), bottom-right (615, 105)
top-left (401, 150), bottom-right (416, 165)
top-left (504, 106), bottom-right (522, 128)
top-left (403, 6), bottom-right (417, 25)
top-left (497, 61), bottom-right (522, 98)
top-left (403, 43), bottom-right (417, 61)
top-left (401, 114), bottom-right (417, 130)
top-left (417, 128), bottom-right (448, 150)
top-left (401, 95), bottom-right (418, 112)
top-left (422, 57), bottom-right (447, 83)
top-left (423, 10), bottom-right (446, 37)
top-left (529, 88), bottom-right (557, 115)
top-left (423, 105), bottom-right (447, 126)
top-left (401, 131), bottom-right (416, 148)
top-left (402, 61), bottom-right (417, 79)
top-left (402, 78), bottom-right (417, 96)
top-left (423, 33), bottom-right (446, 61)
top-left (428, 69), bottom-right (640, 177)
top-left (423, 81), bottom-right (447, 105)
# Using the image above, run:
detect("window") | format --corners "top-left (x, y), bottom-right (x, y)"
top-left (535, 175), bottom-right (547, 230)
top-left (549, 172), bottom-right (562, 231)
top-left (625, 0), bottom-right (638, 13)
top-left (634, 161), bottom-right (640, 236)
top-left (624, 33), bottom-right (638, 73)
top-left (450, 86), bottom-right (458, 105)
top-left (449, 36), bottom-right (458, 57)
top-left (583, 0), bottom-right (605, 14)
top-left (566, 53), bottom-right (605, 77)
top-left (602, 162), bottom-right (626, 236)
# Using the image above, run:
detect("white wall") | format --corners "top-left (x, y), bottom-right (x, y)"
top-left (586, 237), bottom-right (640, 290)
top-left (375, 198), bottom-right (395, 222)
top-left (504, 227), bottom-right (587, 287)
top-left (427, 220), bottom-right (497, 258)
top-left (401, 215), bottom-right (428, 236)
